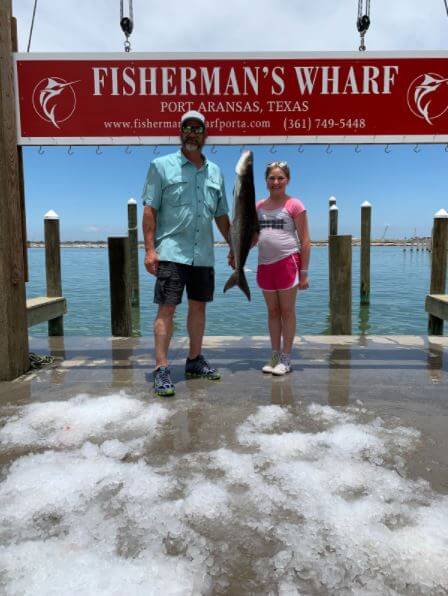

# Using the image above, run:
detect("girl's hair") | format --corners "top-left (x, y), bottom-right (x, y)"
top-left (265, 161), bottom-right (291, 180)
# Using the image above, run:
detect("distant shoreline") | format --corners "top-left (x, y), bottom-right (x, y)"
top-left (27, 240), bottom-right (429, 249)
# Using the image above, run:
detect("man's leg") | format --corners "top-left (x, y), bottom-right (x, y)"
top-left (185, 267), bottom-right (219, 379)
top-left (187, 300), bottom-right (206, 360)
top-left (154, 304), bottom-right (177, 368)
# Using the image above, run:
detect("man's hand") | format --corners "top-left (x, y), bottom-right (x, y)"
top-left (145, 249), bottom-right (159, 276)
top-left (227, 250), bottom-right (235, 269)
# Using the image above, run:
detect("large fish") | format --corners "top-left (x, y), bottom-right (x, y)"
top-left (223, 150), bottom-right (259, 301)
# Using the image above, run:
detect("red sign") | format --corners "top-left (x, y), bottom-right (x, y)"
top-left (14, 52), bottom-right (448, 145)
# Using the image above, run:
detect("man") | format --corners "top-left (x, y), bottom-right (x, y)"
top-left (142, 111), bottom-right (231, 397)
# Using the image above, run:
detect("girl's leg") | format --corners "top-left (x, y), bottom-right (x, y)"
top-left (263, 291), bottom-right (281, 352)
top-left (278, 286), bottom-right (298, 355)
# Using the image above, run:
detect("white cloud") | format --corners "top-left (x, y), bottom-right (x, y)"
top-left (12, 0), bottom-right (448, 53)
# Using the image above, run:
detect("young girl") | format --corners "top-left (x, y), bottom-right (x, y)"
top-left (256, 161), bottom-right (311, 375)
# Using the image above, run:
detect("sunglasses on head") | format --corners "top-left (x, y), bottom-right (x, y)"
top-left (267, 161), bottom-right (288, 168)
top-left (181, 124), bottom-right (205, 134)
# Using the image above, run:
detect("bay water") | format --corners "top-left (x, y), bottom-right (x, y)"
top-left (27, 245), bottom-right (437, 336)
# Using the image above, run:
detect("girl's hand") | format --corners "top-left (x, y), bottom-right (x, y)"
top-left (299, 272), bottom-right (309, 290)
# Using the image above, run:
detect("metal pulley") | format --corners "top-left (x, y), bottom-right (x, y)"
top-left (357, 0), bottom-right (371, 52)
top-left (120, 0), bottom-right (134, 52)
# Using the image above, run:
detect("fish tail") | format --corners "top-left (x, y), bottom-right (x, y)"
top-left (223, 269), bottom-right (251, 301)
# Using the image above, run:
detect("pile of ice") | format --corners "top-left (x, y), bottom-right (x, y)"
top-left (0, 394), bottom-right (447, 595)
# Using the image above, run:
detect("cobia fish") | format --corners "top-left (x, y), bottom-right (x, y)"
top-left (223, 150), bottom-right (259, 301)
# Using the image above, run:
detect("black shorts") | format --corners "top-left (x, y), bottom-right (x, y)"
top-left (154, 261), bottom-right (215, 305)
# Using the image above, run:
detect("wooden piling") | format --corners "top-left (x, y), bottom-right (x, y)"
top-left (329, 235), bottom-right (352, 335)
top-left (44, 211), bottom-right (64, 336)
top-left (329, 204), bottom-right (338, 236)
top-left (127, 198), bottom-right (140, 307)
top-left (11, 16), bottom-right (28, 283)
top-left (0, 0), bottom-right (29, 381)
top-left (360, 201), bottom-right (371, 305)
top-left (108, 237), bottom-right (132, 337)
top-left (428, 209), bottom-right (448, 335)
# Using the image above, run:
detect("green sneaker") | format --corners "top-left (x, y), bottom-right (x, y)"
top-left (185, 355), bottom-right (221, 380)
top-left (153, 366), bottom-right (175, 397)
top-left (262, 351), bottom-right (280, 374)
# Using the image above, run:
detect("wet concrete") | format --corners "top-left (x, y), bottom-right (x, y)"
top-left (1, 335), bottom-right (447, 491)
top-left (1, 336), bottom-right (448, 594)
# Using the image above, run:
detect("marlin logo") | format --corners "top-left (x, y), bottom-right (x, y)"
top-left (407, 73), bottom-right (448, 125)
top-left (32, 77), bottom-right (80, 128)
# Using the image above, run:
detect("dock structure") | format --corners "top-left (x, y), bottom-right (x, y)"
top-left (0, 1), bottom-right (29, 381)
top-left (360, 201), bottom-right (371, 305)
top-left (127, 198), bottom-right (140, 308)
top-left (108, 236), bottom-right (132, 337)
top-left (329, 235), bottom-right (352, 334)
top-left (25, 211), bottom-right (67, 334)
top-left (426, 209), bottom-right (448, 335)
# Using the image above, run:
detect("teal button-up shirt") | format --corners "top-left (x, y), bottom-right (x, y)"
top-left (142, 150), bottom-right (228, 267)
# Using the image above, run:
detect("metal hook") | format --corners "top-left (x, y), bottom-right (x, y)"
top-left (269, 145), bottom-right (277, 154)
top-left (67, 145), bottom-right (74, 156)
top-left (96, 146), bottom-right (103, 155)
top-left (326, 144), bottom-right (332, 154)
top-left (153, 145), bottom-right (160, 155)
top-left (385, 144), bottom-right (392, 154)
top-left (297, 145), bottom-right (304, 153)
top-left (38, 146), bottom-right (44, 155)
top-left (211, 145), bottom-right (217, 154)
top-left (355, 144), bottom-right (361, 153)
top-left (125, 145), bottom-right (132, 154)
top-left (413, 144), bottom-right (421, 153)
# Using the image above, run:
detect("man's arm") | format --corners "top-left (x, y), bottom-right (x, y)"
top-left (215, 214), bottom-right (231, 245)
top-left (142, 205), bottom-right (159, 275)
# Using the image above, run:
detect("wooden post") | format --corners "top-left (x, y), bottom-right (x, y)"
top-left (0, 1), bottom-right (29, 381)
top-left (127, 198), bottom-right (140, 307)
top-left (11, 16), bottom-right (28, 283)
top-left (108, 237), bottom-right (132, 337)
top-left (45, 210), bottom-right (64, 336)
top-left (360, 201), bottom-right (371, 305)
top-left (328, 204), bottom-right (338, 305)
top-left (329, 204), bottom-right (338, 236)
top-left (329, 235), bottom-right (352, 335)
top-left (428, 209), bottom-right (448, 335)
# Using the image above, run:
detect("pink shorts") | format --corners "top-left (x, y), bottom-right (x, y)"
top-left (257, 253), bottom-right (301, 292)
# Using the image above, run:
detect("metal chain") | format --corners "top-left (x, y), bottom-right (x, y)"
top-left (357, 0), bottom-right (371, 52)
top-left (120, 0), bottom-right (134, 52)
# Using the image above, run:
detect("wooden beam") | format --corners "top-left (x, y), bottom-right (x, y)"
top-left (27, 297), bottom-right (67, 328)
top-left (0, 1), bottom-right (29, 380)
top-left (10, 16), bottom-right (28, 283)
top-left (425, 294), bottom-right (448, 322)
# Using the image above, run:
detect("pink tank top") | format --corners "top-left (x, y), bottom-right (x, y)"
top-left (257, 197), bottom-right (306, 265)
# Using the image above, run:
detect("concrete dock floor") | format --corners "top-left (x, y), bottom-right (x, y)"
top-left (1, 335), bottom-right (448, 594)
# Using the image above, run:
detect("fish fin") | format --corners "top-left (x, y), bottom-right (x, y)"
top-left (223, 270), bottom-right (251, 301)
top-left (223, 270), bottom-right (238, 293)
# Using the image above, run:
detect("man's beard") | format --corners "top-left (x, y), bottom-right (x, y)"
top-left (184, 142), bottom-right (200, 152)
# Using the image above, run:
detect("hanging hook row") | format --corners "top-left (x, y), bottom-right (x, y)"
top-left (120, 0), bottom-right (134, 52)
top-left (357, 0), bottom-right (371, 52)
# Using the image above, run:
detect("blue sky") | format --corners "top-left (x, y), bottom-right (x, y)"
top-left (23, 143), bottom-right (448, 241)
top-left (13, 1), bottom-right (448, 241)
